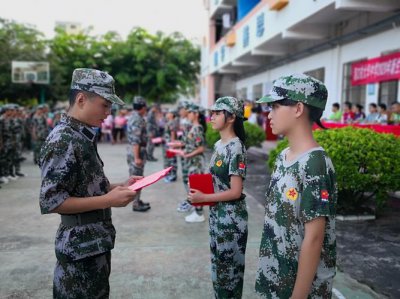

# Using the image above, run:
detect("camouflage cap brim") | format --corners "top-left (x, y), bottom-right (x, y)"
top-left (256, 94), bottom-right (284, 104)
top-left (106, 94), bottom-right (125, 106)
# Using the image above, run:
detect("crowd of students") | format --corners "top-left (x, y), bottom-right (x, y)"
top-left (327, 101), bottom-right (400, 124)
top-left (31, 68), bottom-right (339, 299)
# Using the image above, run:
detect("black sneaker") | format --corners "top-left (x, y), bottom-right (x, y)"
top-left (138, 200), bottom-right (150, 207)
top-left (16, 172), bottom-right (26, 177)
top-left (133, 205), bottom-right (151, 212)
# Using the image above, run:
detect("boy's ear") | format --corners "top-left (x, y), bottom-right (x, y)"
top-left (295, 102), bottom-right (306, 118)
top-left (75, 92), bottom-right (87, 108)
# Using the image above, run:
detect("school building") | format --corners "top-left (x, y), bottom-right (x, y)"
top-left (200, 0), bottom-right (400, 116)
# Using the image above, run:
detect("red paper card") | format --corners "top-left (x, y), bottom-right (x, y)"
top-left (188, 173), bottom-right (216, 206)
top-left (151, 137), bottom-right (164, 144)
top-left (128, 167), bottom-right (172, 191)
top-left (166, 141), bottom-right (183, 147)
top-left (166, 149), bottom-right (184, 158)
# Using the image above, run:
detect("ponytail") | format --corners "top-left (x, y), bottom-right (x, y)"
top-left (223, 111), bottom-right (246, 144)
top-left (199, 112), bottom-right (207, 135)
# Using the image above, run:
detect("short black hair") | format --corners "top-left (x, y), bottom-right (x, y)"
top-left (344, 101), bottom-right (352, 109)
top-left (69, 89), bottom-right (97, 107)
top-left (369, 103), bottom-right (377, 109)
top-left (133, 103), bottom-right (146, 110)
top-left (332, 103), bottom-right (340, 109)
top-left (378, 103), bottom-right (387, 110)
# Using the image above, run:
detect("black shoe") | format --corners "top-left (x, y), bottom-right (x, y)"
top-left (147, 157), bottom-right (158, 162)
top-left (133, 205), bottom-right (151, 212)
top-left (138, 200), bottom-right (150, 207)
top-left (16, 172), bottom-right (26, 177)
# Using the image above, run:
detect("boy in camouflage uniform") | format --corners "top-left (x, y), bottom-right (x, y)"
top-left (39, 68), bottom-right (138, 299)
top-left (163, 108), bottom-right (179, 182)
top-left (146, 104), bottom-right (160, 161)
top-left (176, 101), bottom-right (193, 212)
top-left (255, 74), bottom-right (337, 299)
top-left (189, 96), bottom-right (248, 298)
top-left (32, 104), bottom-right (49, 164)
top-left (126, 96), bottom-right (151, 212)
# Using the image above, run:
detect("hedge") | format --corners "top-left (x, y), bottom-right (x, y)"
top-left (268, 127), bottom-right (400, 214)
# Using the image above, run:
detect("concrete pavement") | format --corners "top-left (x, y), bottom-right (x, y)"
top-left (0, 143), bottom-right (385, 298)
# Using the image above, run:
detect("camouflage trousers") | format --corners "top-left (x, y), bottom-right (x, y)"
top-left (162, 145), bottom-right (177, 178)
top-left (146, 138), bottom-right (155, 159)
top-left (181, 157), bottom-right (189, 192)
top-left (209, 200), bottom-right (248, 299)
top-left (0, 149), bottom-right (6, 177)
top-left (53, 251), bottom-right (111, 299)
top-left (127, 150), bottom-right (146, 203)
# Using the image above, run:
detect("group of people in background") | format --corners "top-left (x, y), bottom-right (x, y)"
top-left (0, 103), bottom-right (57, 188)
top-left (327, 101), bottom-right (400, 124)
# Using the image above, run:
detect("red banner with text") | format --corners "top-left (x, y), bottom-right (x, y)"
top-left (351, 52), bottom-right (400, 86)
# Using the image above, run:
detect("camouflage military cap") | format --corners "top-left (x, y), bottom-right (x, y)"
top-left (70, 68), bottom-right (125, 106)
top-left (257, 73), bottom-right (328, 109)
top-left (178, 100), bottom-right (190, 110)
top-left (167, 108), bottom-right (178, 115)
top-left (3, 104), bottom-right (17, 111)
top-left (210, 96), bottom-right (245, 119)
top-left (187, 103), bottom-right (200, 113)
top-left (133, 96), bottom-right (146, 106)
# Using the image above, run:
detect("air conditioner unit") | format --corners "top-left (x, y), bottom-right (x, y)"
top-left (24, 71), bottom-right (37, 82)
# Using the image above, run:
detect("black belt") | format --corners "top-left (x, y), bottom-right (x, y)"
top-left (61, 209), bottom-right (112, 226)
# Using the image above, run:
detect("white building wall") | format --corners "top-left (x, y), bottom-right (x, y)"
top-left (236, 27), bottom-right (400, 117)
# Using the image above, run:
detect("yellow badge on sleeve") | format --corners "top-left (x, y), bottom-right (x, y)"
top-left (286, 188), bottom-right (298, 201)
top-left (216, 160), bottom-right (223, 167)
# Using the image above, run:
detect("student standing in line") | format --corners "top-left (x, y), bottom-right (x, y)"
top-left (255, 74), bottom-right (337, 299)
top-left (39, 68), bottom-right (139, 298)
top-left (188, 96), bottom-right (248, 298)
top-left (183, 103), bottom-right (207, 223)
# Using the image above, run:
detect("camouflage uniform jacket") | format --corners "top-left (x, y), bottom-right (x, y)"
top-left (256, 147), bottom-right (337, 299)
top-left (127, 111), bottom-right (147, 147)
top-left (32, 114), bottom-right (48, 140)
top-left (209, 137), bottom-right (247, 197)
top-left (0, 116), bottom-right (4, 149)
top-left (179, 117), bottom-right (192, 143)
top-left (164, 118), bottom-right (179, 143)
top-left (185, 124), bottom-right (205, 173)
top-left (146, 110), bottom-right (158, 135)
top-left (39, 114), bottom-right (115, 262)
top-left (2, 117), bottom-right (13, 149)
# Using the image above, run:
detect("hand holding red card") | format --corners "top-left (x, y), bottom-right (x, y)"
top-left (151, 137), bottom-right (164, 144)
top-left (166, 149), bottom-right (185, 158)
top-left (188, 173), bottom-right (216, 206)
top-left (128, 167), bottom-right (172, 191)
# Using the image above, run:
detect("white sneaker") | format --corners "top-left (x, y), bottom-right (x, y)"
top-left (0, 177), bottom-right (9, 184)
top-left (8, 175), bottom-right (18, 181)
top-left (185, 211), bottom-right (205, 223)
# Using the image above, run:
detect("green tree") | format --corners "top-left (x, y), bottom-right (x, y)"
top-left (0, 18), bottom-right (47, 104)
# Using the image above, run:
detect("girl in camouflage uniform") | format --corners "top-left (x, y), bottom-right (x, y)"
top-left (183, 103), bottom-right (207, 223)
top-left (255, 74), bottom-right (337, 299)
top-left (188, 97), bottom-right (248, 298)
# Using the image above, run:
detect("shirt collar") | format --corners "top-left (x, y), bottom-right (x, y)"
top-left (61, 114), bottom-right (97, 142)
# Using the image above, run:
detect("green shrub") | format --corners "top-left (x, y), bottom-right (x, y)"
top-left (206, 122), bottom-right (266, 149)
top-left (268, 127), bottom-right (400, 214)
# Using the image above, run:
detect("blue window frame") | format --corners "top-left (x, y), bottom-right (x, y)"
top-left (256, 13), bottom-right (265, 38)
